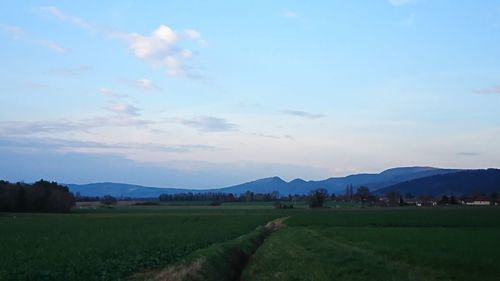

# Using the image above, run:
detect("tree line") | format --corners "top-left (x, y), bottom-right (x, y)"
top-left (158, 191), bottom-right (281, 203)
top-left (0, 180), bottom-right (75, 213)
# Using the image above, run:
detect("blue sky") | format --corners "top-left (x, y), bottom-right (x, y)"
top-left (1, 0), bottom-right (500, 188)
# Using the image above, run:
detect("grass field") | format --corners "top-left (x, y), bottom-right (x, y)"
top-left (242, 207), bottom-right (500, 281)
top-left (1, 204), bottom-right (499, 281)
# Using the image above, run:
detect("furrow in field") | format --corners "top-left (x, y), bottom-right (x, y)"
top-left (131, 217), bottom-right (288, 281)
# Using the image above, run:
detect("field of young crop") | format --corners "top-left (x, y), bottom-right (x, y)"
top-left (242, 207), bottom-right (500, 281)
top-left (0, 206), bottom-right (282, 281)
top-left (2, 205), bottom-right (499, 281)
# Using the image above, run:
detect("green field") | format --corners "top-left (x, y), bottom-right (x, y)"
top-left (1, 205), bottom-right (500, 281)
top-left (243, 207), bottom-right (500, 281)
top-left (0, 207), bottom-right (281, 281)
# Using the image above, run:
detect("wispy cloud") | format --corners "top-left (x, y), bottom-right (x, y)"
top-left (281, 110), bottom-right (325, 119)
top-left (457, 151), bottom-right (479, 157)
top-left (180, 116), bottom-right (237, 132)
top-left (106, 102), bottom-right (141, 117)
top-left (388, 0), bottom-right (417, 6)
top-left (48, 65), bottom-right (91, 76)
top-left (0, 115), bottom-right (153, 136)
top-left (0, 24), bottom-right (24, 38)
top-left (99, 87), bottom-right (114, 96)
top-left (0, 136), bottom-right (217, 154)
top-left (37, 6), bottom-right (205, 79)
top-left (33, 39), bottom-right (67, 53)
top-left (99, 87), bottom-right (128, 98)
top-left (474, 85), bottom-right (500, 94)
top-left (0, 23), bottom-right (67, 53)
top-left (250, 132), bottom-right (280, 139)
top-left (36, 6), bottom-right (94, 31)
top-left (122, 79), bottom-right (161, 91)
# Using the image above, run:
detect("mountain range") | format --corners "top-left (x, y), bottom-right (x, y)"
top-left (374, 168), bottom-right (500, 196)
top-left (68, 166), bottom-right (460, 198)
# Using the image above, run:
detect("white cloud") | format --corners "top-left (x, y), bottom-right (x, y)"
top-left (126, 25), bottom-right (204, 77)
top-left (37, 6), bottom-right (205, 79)
top-left (122, 79), bottom-right (161, 91)
top-left (106, 102), bottom-right (141, 117)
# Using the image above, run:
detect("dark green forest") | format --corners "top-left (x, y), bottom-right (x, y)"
top-left (0, 180), bottom-right (75, 213)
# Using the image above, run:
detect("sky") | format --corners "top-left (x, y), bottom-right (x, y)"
top-left (1, 0), bottom-right (500, 188)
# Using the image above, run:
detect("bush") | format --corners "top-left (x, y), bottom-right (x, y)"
top-left (308, 188), bottom-right (328, 208)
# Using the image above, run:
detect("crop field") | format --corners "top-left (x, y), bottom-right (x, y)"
top-left (1, 205), bottom-right (500, 281)
top-left (243, 207), bottom-right (500, 281)
top-left (0, 207), bottom-right (282, 281)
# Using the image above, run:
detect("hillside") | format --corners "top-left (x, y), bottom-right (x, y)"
top-left (67, 183), bottom-right (192, 198)
top-left (67, 167), bottom-right (457, 198)
top-left (374, 169), bottom-right (500, 196)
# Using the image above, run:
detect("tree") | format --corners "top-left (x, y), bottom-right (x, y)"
top-left (387, 191), bottom-right (399, 206)
top-left (244, 191), bottom-right (254, 202)
top-left (308, 188), bottom-right (328, 208)
top-left (439, 195), bottom-right (450, 205)
top-left (491, 192), bottom-right (499, 205)
top-left (438, 195), bottom-right (450, 205)
top-left (0, 180), bottom-right (74, 213)
top-left (356, 186), bottom-right (370, 202)
top-left (345, 184), bottom-right (353, 201)
top-left (399, 195), bottom-right (406, 206)
top-left (100, 195), bottom-right (117, 206)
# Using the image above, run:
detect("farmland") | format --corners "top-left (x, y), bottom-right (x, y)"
top-left (0, 207), bottom-right (282, 281)
top-left (1, 205), bottom-right (500, 281)
top-left (243, 207), bottom-right (500, 281)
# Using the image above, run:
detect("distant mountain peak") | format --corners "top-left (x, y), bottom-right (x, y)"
top-left (255, 176), bottom-right (286, 183)
top-left (380, 166), bottom-right (437, 175)
top-left (289, 178), bottom-right (306, 184)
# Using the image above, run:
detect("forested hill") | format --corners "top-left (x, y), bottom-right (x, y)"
top-left (67, 167), bottom-right (457, 198)
top-left (374, 169), bottom-right (500, 196)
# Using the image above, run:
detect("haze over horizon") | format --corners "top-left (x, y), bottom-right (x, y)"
top-left (1, 1), bottom-right (500, 188)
